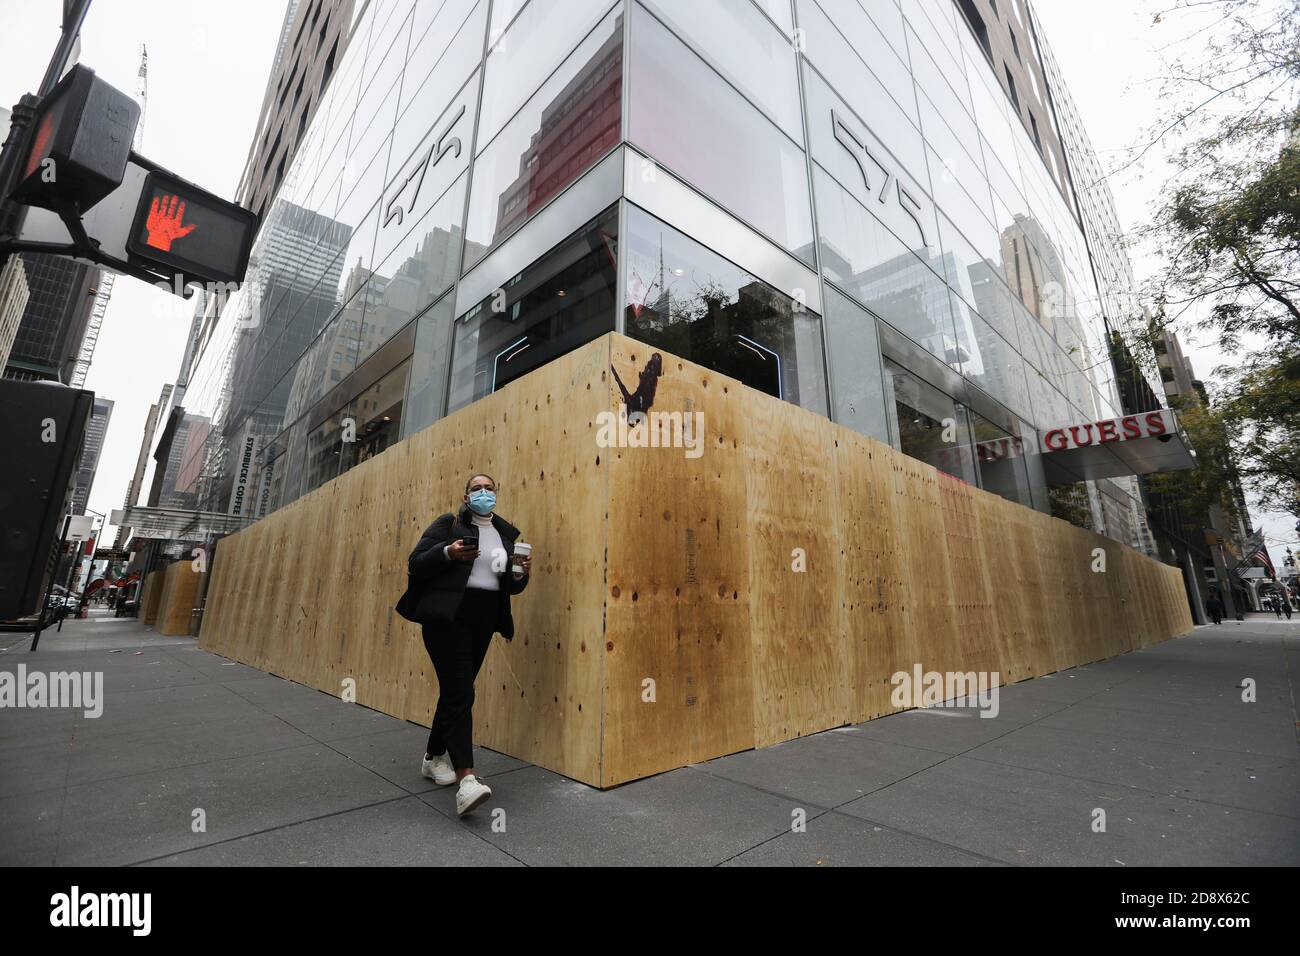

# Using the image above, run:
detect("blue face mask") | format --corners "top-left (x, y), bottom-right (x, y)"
top-left (467, 489), bottom-right (496, 515)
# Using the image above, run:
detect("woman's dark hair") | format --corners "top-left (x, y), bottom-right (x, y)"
top-left (465, 473), bottom-right (497, 494)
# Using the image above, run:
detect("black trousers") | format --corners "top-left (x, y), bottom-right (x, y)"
top-left (422, 587), bottom-right (499, 771)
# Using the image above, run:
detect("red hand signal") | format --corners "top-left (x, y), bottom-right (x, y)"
top-left (24, 112), bottom-right (55, 179)
top-left (144, 194), bottom-right (198, 251)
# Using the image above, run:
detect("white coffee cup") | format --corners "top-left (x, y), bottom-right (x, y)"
top-left (512, 541), bottom-right (532, 576)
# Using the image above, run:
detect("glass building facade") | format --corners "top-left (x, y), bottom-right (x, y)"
top-left (163, 0), bottom-right (1164, 548)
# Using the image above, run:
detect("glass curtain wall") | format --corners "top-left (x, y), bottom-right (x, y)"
top-left (623, 205), bottom-right (826, 413)
top-left (177, 0), bottom-right (1157, 542)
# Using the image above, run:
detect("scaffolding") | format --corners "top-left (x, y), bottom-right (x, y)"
top-left (70, 270), bottom-right (111, 387)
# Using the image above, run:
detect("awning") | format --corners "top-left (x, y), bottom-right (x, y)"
top-left (119, 504), bottom-right (249, 541)
top-left (1039, 408), bottom-right (1195, 485)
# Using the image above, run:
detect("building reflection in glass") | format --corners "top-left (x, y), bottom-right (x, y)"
top-left (623, 206), bottom-right (826, 412)
top-left (449, 205), bottom-right (618, 411)
top-left (464, 8), bottom-right (622, 268)
top-left (882, 358), bottom-right (976, 485)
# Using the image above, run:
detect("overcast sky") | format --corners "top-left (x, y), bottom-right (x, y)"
top-left (1, 0), bottom-right (1293, 563)
top-left (0, 0), bottom-right (285, 547)
top-left (1033, 0), bottom-right (1297, 560)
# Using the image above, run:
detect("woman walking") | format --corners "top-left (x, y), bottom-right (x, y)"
top-left (398, 473), bottom-right (531, 816)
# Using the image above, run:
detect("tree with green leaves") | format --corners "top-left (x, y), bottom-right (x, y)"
top-left (1136, 0), bottom-right (1299, 517)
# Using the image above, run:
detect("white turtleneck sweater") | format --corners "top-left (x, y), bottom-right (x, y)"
top-left (444, 513), bottom-right (502, 591)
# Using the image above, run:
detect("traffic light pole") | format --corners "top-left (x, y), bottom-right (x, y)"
top-left (0, 0), bottom-right (94, 273)
top-left (0, 149), bottom-right (246, 290)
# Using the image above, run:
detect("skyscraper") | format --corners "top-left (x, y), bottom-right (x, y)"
top-left (2, 254), bottom-right (100, 383)
top-left (0, 255), bottom-right (30, 371)
top-left (70, 396), bottom-right (113, 516)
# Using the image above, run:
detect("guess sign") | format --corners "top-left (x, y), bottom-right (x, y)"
top-left (1041, 410), bottom-right (1172, 453)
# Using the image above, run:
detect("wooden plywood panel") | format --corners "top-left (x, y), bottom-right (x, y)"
top-left (1006, 507), bottom-right (1056, 678)
top-left (1092, 536), bottom-right (1133, 659)
top-left (743, 396), bottom-right (847, 748)
top-left (469, 340), bottom-right (608, 784)
top-left (201, 336), bottom-right (610, 785)
top-left (140, 569), bottom-right (166, 625)
top-left (890, 456), bottom-right (962, 674)
top-left (602, 337), bottom-right (758, 785)
top-left (834, 429), bottom-right (911, 722)
top-left (201, 331), bottom-right (1195, 788)
top-left (975, 495), bottom-right (1031, 683)
top-left (939, 474), bottom-right (999, 680)
top-left (156, 561), bottom-right (201, 636)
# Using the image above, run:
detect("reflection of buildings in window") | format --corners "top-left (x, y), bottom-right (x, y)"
top-left (623, 213), bottom-right (816, 405)
top-left (158, 414), bottom-right (212, 510)
top-left (970, 411), bottom-right (1029, 506)
top-left (361, 224), bottom-right (463, 344)
top-left (999, 212), bottom-right (1077, 341)
top-left (230, 199), bottom-right (351, 428)
top-left (884, 359), bottom-right (972, 483)
top-left (351, 362), bottom-right (408, 466)
top-left (450, 209), bottom-right (618, 411)
top-left (822, 239), bottom-right (961, 366)
top-left (493, 17), bottom-right (622, 238)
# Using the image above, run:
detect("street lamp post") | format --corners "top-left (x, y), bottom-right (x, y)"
top-left (56, 508), bottom-right (103, 632)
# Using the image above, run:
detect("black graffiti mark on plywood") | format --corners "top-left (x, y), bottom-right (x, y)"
top-left (611, 352), bottom-right (663, 419)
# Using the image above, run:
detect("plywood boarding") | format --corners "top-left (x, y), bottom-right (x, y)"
top-left (834, 429), bottom-right (913, 723)
top-left (201, 337), bottom-right (611, 785)
top-left (156, 561), bottom-right (201, 636)
top-left (201, 331), bottom-right (1193, 789)
top-left (602, 338), bottom-right (759, 785)
top-left (139, 569), bottom-right (165, 625)
top-left (601, 332), bottom-right (1193, 784)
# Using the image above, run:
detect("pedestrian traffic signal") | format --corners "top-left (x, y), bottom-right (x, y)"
top-left (126, 171), bottom-right (257, 284)
top-left (10, 65), bottom-right (139, 212)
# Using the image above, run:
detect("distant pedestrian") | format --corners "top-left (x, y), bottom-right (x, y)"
top-left (1273, 597), bottom-right (1283, 619)
top-left (1205, 592), bottom-right (1224, 625)
top-left (1284, 598), bottom-right (1293, 620)
top-left (396, 473), bottom-right (531, 818)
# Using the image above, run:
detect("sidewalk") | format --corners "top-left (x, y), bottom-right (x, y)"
top-left (2, 609), bottom-right (1297, 866)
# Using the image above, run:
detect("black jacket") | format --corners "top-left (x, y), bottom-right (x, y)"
top-left (396, 505), bottom-right (529, 639)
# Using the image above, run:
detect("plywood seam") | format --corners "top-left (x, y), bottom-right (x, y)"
top-left (597, 335), bottom-right (611, 788)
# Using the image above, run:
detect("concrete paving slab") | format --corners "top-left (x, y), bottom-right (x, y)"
top-left (417, 765), bottom-right (799, 866)
top-left (53, 743), bottom-right (409, 866)
top-left (696, 727), bottom-right (949, 806)
top-left (965, 722), bottom-right (1300, 818)
top-left (839, 756), bottom-right (1299, 866)
top-left (140, 795), bottom-right (522, 866)
top-left (62, 711), bottom-right (317, 789)
top-left (721, 808), bottom-right (1004, 866)
top-left (3, 612), bottom-right (1294, 866)
top-left (848, 706), bottom-right (1033, 756)
top-left (327, 725), bottom-right (529, 794)
top-left (0, 788), bottom-right (64, 865)
top-left (1033, 700), bottom-right (1298, 759)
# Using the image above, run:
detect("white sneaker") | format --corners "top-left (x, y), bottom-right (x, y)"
top-left (456, 774), bottom-right (493, 816)
top-left (421, 752), bottom-right (456, 786)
